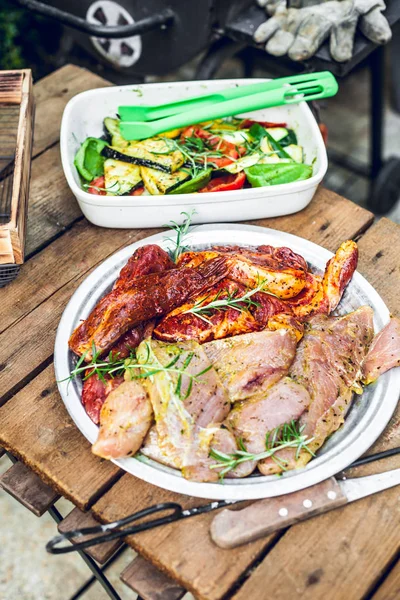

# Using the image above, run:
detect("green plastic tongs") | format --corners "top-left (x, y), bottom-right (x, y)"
top-left (118, 71), bottom-right (338, 141)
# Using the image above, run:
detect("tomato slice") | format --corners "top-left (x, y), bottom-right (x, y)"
top-left (199, 171), bottom-right (246, 193)
top-left (130, 186), bottom-right (145, 196)
top-left (88, 176), bottom-right (106, 195)
top-left (239, 119), bottom-right (287, 129)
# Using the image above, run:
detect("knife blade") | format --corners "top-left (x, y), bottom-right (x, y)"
top-left (211, 468), bottom-right (400, 549)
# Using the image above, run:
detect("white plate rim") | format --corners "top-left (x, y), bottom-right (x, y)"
top-left (54, 224), bottom-right (400, 500)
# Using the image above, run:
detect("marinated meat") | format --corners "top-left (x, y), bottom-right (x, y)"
top-left (92, 381), bottom-right (153, 459)
top-left (284, 240), bottom-right (358, 319)
top-left (114, 244), bottom-right (174, 291)
top-left (178, 247), bottom-right (308, 299)
top-left (135, 338), bottom-right (230, 481)
top-left (226, 378), bottom-right (310, 466)
top-left (260, 306), bottom-right (374, 474)
top-left (155, 278), bottom-right (303, 344)
top-left (81, 373), bottom-right (124, 425)
top-left (362, 317), bottom-right (400, 383)
top-left (203, 329), bottom-right (297, 401)
top-left (69, 257), bottom-right (229, 360)
top-left (154, 279), bottom-right (261, 344)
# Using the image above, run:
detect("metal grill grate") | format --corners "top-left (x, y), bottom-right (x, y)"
top-left (0, 264), bottom-right (20, 287)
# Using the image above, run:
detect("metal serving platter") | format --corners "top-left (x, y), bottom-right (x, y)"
top-left (54, 224), bottom-right (400, 500)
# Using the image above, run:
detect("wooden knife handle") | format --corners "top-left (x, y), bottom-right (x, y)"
top-left (211, 477), bottom-right (347, 549)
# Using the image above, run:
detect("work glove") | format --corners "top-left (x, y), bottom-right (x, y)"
top-left (254, 0), bottom-right (392, 62)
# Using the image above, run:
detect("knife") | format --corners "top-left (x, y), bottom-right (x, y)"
top-left (211, 468), bottom-right (400, 549)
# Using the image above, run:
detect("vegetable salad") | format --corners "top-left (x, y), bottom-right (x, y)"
top-left (74, 117), bottom-right (313, 196)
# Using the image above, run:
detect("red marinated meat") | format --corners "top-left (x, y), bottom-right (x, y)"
top-left (69, 257), bottom-right (229, 360)
top-left (82, 373), bottom-right (124, 424)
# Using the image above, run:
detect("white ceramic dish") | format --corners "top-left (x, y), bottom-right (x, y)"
top-left (54, 224), bottom-right (400, 500)
top-left (60, 79), bottom-right (327, 228)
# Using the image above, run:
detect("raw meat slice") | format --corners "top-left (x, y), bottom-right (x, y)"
top-left (203, 329), bottom-right (297, 401)
top-left (92, 380), bottom-right (153, 459)
top-left (363, 317), bottom-right (400, 383)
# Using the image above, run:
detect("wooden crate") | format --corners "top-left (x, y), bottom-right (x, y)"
top-left (0, 70), bottom-right (34, 282)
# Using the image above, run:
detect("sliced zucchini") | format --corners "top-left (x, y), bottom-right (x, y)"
top-left (104, 117), bottom-right (121, 137)
top-left (103, 117), bottom-right (130, 149)
top-left (265, 127), bottom-right (289, 142)
top-left (221, 130), bottom-right (251, 145)
top-left (284, 144), bottom-right (303, 163)
top-left (121, 139), bottom-right (184, 172)
top-left (104, 159), bottom-right (142, 195)
top-left (141, 167), bottom-right (190, 195)
top-left (278, 129), bottom-right (297, 147)
top-left (102, 140), bottom-right (184, 173)
top-left (224, 153), bottom-right (261, 173)
top-left (260, 137), bottom-right (273, 154)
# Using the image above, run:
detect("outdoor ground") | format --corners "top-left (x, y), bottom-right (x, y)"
top-left (1, 50), bottom-right (400, 600)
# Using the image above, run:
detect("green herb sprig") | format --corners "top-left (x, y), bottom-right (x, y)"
top-left (64, 341), bottom-right (211, 401)
top-left (183, 278), bottom-right (271, 324)
top-left (209, 420), bottom-right (315, 479)
top-left (163, 210), bottom-right (196, 263)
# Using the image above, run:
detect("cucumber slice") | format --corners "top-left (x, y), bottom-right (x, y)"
top-left (104, 159), bottom-right (142, 195)
top-left (224, 153), bottom-right (261, 173)
top-left (265, 127), bottom-right (288, 142)
top-left (141, 167), bottom-right (190, 195)
top-left (284, 144), bottom-right (304, 163)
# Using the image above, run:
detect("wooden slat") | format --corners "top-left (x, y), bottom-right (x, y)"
top-left (32, 64), bottom-right (110, 157)
top-left (0, 366), bottom-right (120, 510)
top-left (0, 216), bottom-right (159, 335)
top-left (58, 507), bottom-right (122, 563)
top-left (24, 144), bottom-right (82, 258)
top-left (0, 461), bottom-right (59, 516)
top-left (121, 556), bottom-right (186, 600)
top-left (253, 185), bottom-right (374, 253)
top-left (0, 224), bottom-right (160, 402)
top-left (92, 476), bottom-right (272, 600)
top-left (230, 218), bottom-right (400, 600)
top-left (372, 560), bottom-right (400, 600)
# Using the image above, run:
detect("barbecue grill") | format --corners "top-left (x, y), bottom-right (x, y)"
top-left (11, 0), bottom-right (400, 213)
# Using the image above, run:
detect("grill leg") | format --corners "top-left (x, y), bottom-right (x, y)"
top-left (369, 45), bottom-right (385, 180)
top-left (195, 37), bottom-right (245, 80)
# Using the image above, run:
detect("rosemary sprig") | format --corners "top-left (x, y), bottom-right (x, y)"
top-left (163, 209), bottom-right (196, 263)
top-left (209, 420), bottom-right (315, 479)
top-left (63, 341), bottom-right (211, 401)
top-left (183, 279), bottom-right (268, 324)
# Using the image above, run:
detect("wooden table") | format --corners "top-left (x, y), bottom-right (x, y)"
top-left (1, 65), bottom-right (400, 600)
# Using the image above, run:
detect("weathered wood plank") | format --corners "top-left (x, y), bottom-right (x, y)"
top-left (0, 461), bottom-right (59, 516)
top-left (231, 488), bottom-right (400, 600)
top-left (58, 507), bottom-right (122, 563)
top-left (32, 64), bottom-right (110, 156)
top-left (254, 185), bottom-right (374, 253)
top-left (92, 476), bottom-right (273, 600)
top-left (231, 218), bottom-right (400, 600)
top-left (0, 366), bottom-right (121, 510)
top-left (1, 216), bottom-right (159, 335)
top-left (25, 144), bottom-right (82, 258)
top-left (0, 225), bottom-right (159, 401)
top-left (372, 560), bottom-right (400, 600)
top-left (121, 555), bottom-right (186, 600)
